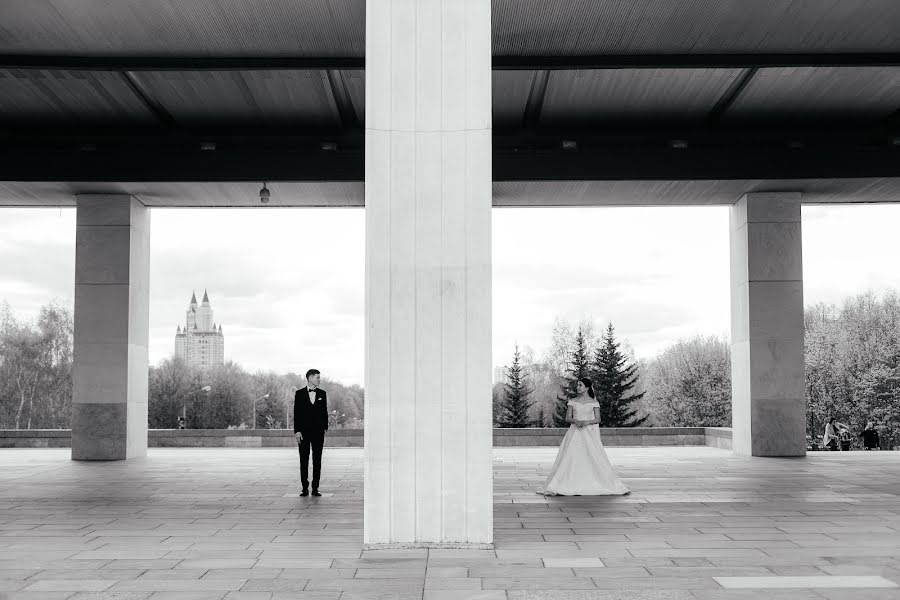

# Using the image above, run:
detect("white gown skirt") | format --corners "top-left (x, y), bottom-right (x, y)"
top-left (537, 424), bottom-right (630, 496)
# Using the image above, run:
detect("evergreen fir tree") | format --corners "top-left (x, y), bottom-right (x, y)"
top-left (554, 326), bottom-right (593, 426)
top-left (499, 344), bottom-right (534, 427)
top-left (593, 323), bottom-right (648, 427)
top-left (535, 404), bottom-right (546, 428)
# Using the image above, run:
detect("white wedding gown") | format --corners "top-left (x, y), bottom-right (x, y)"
top-left (537, 400), bottom-right (630, 496)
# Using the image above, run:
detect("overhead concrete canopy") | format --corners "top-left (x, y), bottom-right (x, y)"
top-left (1, 0), bottom-right (899, 206)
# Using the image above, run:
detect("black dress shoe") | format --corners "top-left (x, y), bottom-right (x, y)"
top-left (299, 489), bottom-right (309, 497)
top-left (311, 489), bottom-right (322, 497)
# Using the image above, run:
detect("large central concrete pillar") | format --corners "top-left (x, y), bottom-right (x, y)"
top-left (729, 192), bottom-right (805, 456)
top-left (72, 195), bottom-right (150, 460)
top-left (364, 0), bottom-right (493, 547)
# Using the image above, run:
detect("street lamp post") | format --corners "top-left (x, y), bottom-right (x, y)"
top-left (251, 393), bottom-right (270, 430)
top-left (180, 385), bottom-right (211, 429)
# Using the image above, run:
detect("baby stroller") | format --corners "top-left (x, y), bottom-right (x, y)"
top-left (839, 429), bottom-right (852, 451)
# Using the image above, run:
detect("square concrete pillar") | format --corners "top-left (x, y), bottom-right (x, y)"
top-left (730, 192), bottom-right (805, 456)
top-left (365, 0), bottom-right (493, 547)
top-left (72, 195), bottom-right (150, 460)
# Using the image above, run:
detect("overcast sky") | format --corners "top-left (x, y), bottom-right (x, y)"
top-left (2, 203), bottom-right (899, 386)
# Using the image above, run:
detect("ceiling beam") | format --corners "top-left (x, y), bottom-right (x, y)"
top-left (119, 71), bottom-right (180, 129)
top-left (4, 52), bottom-right (900, 72)
top-left (493, 53), bottom-right (900, 70)
top-left (493, 146), bottom-right (900, 180)
top-left (521, 70), bottom-right (550, 131)
top-left (0, 55), bottom-right (367, 71)
top-left (705, 67), bottom-right (758, 124)
top-left (322, 69), bottom-right (361, 132)
top-left (0, 145), bottom-right (363, 182)
top-left (3, 135), bottom-right (899, 182)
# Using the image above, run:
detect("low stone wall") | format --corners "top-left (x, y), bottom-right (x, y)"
top-left (0, 427), bottom-right (732, 449)
top-left (0, 429), bottom-right (71, 448)
top-left (702, 427), bottom-right (734, 450)
top-left (151, 429), bottom-right (362, 447)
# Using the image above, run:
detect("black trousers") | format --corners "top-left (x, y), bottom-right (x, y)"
top-left (298, 432), bottom-right (324, 490)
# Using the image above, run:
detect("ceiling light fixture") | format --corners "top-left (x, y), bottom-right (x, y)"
top-left (259, 182), bottom-right (271, 204)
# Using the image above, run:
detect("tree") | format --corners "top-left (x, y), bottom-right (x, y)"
top-left (554, 326), bottom-right (592, 426)
top-left (35, 303), bottom-right (73, 428)
top-left (491, 382), bottom-right (504, 426)
top-left (148, 357), bottom-right (203, 428)
top-left (193, 361), bottom-right (251, 428)
top-left (0, 300), bottom-right (73, 429)
top-left (593, 323), bottom-right (648, 427)
top-left (251, 370), bottom-right (292, 429)
top-left (639, 334), bottom-right (731, 427)
top-left (498, 344), bottom-right (534, 427)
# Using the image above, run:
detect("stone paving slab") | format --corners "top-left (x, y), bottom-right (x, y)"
top-left (0, 446), bottom-right (899, 599)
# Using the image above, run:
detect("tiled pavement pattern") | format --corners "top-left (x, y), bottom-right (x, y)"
top-left (1, 446), bottom-right (899, 599)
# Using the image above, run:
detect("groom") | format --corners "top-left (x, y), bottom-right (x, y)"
top-left (294, 368), bottom-right (328, 496)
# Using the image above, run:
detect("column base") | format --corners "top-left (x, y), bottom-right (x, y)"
top-left (363, 542), bottom-right (494, 550)
top-left (71, 402), bottom-right (126, 460)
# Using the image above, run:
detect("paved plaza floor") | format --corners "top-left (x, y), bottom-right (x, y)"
top-left (1, 446), bottom-right (899, 599)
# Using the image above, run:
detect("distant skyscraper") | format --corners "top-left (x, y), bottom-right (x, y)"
top-left (174, 289), bottom-right (224, 369)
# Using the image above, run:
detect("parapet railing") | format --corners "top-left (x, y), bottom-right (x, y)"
top-left (0, 427), bottom-right (732, 449)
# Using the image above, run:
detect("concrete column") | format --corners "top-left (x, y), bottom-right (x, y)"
top-left (729, 192), bottom-right (805, 456)
top-left (72, 195), bottom-right (150, 460)
top-left (364, 0), bottom-right (492, 547)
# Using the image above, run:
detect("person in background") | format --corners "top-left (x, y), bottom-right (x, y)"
top-left (823, 417), bottom-right (849, 451)
top-left (858, 421), bottom-right (880, 450)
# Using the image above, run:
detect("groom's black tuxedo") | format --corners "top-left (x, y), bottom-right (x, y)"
top-left (294, 387), bottom-right (328, 491)
top-left (294, 387), bottom-right (328, 435)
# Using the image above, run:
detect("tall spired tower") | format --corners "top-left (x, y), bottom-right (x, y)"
top-left (174, 289), bottom-right (224, 369)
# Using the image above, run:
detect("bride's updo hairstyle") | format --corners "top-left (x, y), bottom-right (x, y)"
top-left (579, 377), bottom-right (596, 399)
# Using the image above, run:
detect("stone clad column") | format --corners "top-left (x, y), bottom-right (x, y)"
top-left (729, 192), bottom-right (805, 456)
top-left (72, 195), bottom-right (150, 460)
top-left (365, 0), bottom-right (492, 546)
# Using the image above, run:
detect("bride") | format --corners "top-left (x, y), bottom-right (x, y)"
top-left (537, 377), bottom-right (630, 496)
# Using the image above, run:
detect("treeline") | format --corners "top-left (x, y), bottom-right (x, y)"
top-left (491, 322), bottom-right (732, 429)
top-left (5, 292), bottom-right (900, 445)
top-left (0, 299), bottom-right (364, 430)
top-left (805, 291), bottom-right (900, 449)
top-left (494, 321), bottom-right (649, 428)
top-left (495, 323), bottom-right (647, 428)
top-left (149, 358), bottom-right (364, 430)
top-left (494, 291), bottom-right (900, 447)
